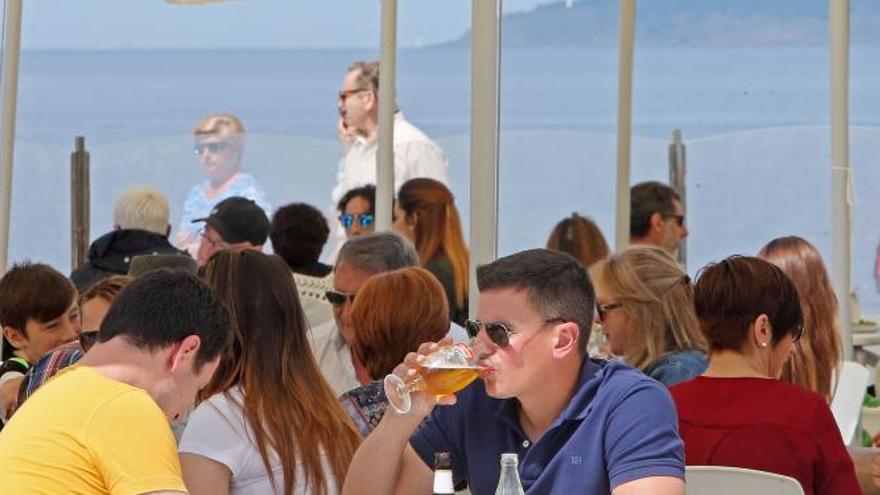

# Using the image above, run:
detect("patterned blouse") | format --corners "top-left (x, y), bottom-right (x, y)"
top-left (339, 381), bottom-right (389, 438)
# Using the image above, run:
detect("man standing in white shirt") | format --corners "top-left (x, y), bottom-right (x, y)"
top-left (333, 60), bottom-right (449, 206)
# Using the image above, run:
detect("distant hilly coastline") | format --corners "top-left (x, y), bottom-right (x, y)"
top-left (440, 0), bottom-right (880, 48)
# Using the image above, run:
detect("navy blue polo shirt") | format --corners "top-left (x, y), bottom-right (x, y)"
top-left (410, 359), bottom-right (684, 494)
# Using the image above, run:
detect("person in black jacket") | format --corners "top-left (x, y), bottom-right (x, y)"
top-left (70, 187), bottom-right (188, 290)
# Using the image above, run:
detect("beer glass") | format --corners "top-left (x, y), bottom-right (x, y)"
top-left (384, 341), bottom-right (486, 414)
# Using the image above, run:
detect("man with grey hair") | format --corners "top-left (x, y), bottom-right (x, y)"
top-left (309, 231), bottom-right (465, 396)
top-left (71, 187), bottom-right (188, 290)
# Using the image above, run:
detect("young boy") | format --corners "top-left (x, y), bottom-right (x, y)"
top-left (0, 262), bottom-right (80, 420)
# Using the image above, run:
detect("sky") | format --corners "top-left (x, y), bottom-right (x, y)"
top-left (18, 0), bottom-right (556, 50)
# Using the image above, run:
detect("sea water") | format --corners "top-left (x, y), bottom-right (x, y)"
top-left (8, 45), bottom-right (880, 311)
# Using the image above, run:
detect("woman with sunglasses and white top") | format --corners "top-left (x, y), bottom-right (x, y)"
top-left (589, 245), bottom-right (707, 386)
top-left (670, 255), bottom-right (859, 495)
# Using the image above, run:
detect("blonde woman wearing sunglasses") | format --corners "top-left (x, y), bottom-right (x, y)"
top-left (589, 245), bottom-right (707, 387)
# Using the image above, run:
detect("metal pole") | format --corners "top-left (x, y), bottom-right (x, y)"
top-left (669, 129), bottom-right (687, 268)
top-left (70, 137), bottom-right (90, 271)
top-left (615, 0), bottom-right (636, 251)
top-left (830, 0), bottom-right (852, 359)
top-left (375, 0), bottom-right (397, 232)
top-left (469, 0), bottom-right (502, 317)
top-left (0, 0), bottom-right (23, 274)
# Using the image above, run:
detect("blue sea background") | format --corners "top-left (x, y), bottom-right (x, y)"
top-left (7, 45), bottom-right (880, 312)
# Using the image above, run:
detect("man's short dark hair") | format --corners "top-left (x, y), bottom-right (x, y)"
top-left (694, 255), bottom-right (803, 352)
top-left (270, 203), bottom-right (330, 269)
top-left (630, 181), bottom-right (681, 238)
top-left (477, 249), bottom-right (594, 355)
top-left (97, 269), bottom-right (231, 369)
top-left (336, 184), bottom-right (376, 214)
top-left (0, 262), bottom-right (77, 360)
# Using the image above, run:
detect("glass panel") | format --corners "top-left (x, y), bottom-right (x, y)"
top-left (9, 2), bottom-right (471, 274)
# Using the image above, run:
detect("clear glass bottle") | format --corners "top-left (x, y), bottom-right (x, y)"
top-left (433, 451), bottom-right (455, 495)
top-left (495, 452), bottom-right (525, 495)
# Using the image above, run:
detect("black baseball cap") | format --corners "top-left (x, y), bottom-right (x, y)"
top-left (192, 197), bottom-right (271, 246)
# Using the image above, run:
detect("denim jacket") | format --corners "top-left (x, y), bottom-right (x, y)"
top-left (645, 350), bottom-right (708, 387)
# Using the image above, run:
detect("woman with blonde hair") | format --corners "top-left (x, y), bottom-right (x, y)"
top-left (180, 250), bottom-right (360, 495)
top-left (393, 178), bottom-right (469, 326)
top-left (758, 236), bottom-right (842, 402)
top-left (589, 245), bottom-right (707, 386)
top-left (339, 266), bottom-right (450, 437)
top-left (546, 213), bottom-right (609, 268)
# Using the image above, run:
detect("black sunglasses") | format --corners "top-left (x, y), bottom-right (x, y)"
top-left (78, 331), bottom-right (99, 353)
top-left (664, 214), bottom-right (685, 227)
top-left (339, 213), bottom-right (375, 230)
top-left (325, 290), bottom-right (356, 307)
top-left (595, 302), bottom-right (623, 322)
top-left (465, 319), bottom-right (514, 348)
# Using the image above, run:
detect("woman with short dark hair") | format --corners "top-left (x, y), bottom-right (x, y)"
top-left (670, 255), bottom-right (858, 495)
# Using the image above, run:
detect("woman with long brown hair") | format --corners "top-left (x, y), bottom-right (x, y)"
top-left (758, 236), bottom-right (842, 402)
top-left (546, 213), bottom-right (609, 268)
top-left (179, 250), bottom-right (360, 495)
top-left (393, 178), bottom-right (469, 326)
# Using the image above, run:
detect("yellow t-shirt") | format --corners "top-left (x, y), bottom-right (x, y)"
top-left (0, 366), bottom-right (187, 494)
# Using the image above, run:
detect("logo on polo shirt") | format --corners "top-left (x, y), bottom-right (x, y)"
top-left (569, 455), bottom-right (583, 466)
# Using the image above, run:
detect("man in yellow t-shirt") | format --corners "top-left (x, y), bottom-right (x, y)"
top-left (0, 270), bottom-right (231, 494)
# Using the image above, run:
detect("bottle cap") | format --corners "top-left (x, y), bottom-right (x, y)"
top-left (434, 451), bottom-right (451, 470)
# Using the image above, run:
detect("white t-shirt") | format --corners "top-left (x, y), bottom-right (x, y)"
top-left (179, 388), bottom-right (339, 495)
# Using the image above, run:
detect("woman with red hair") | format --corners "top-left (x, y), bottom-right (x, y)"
top-left (393, 178), bottom-right (469, 326)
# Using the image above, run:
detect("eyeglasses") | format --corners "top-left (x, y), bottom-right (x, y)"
top-left (193, 141), bottom-right (233, 156)
top-left (465, 318), bottom-right (565, 349)
top-left (338, 88), bottom-right (369, 102)
top-left (339, 213), bottom-right (375, 230)
top-left (78, 331), bottom-right (98, 353)
top-left (664, 214), bottom-right (685, 227)
top-left (326, 290), bottom-right (356, 307)
top-left (595, 302), bottom-right (623, 322)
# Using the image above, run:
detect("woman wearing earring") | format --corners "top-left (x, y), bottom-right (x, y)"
top-left (588, 246), bottom-right (707, 386)
top-left (393, 178), bottom-right (469, 327)
top-left (670, 255), bottom-right (858, 495)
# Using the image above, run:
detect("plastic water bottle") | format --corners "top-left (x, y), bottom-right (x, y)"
top-left (494, 453), bottom-right (525, 495)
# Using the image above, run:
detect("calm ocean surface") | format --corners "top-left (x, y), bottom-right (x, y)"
top-left (8, 45), bottom-right (880, 311)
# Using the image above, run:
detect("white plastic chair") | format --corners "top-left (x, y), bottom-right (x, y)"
top-left (685, 466), bottom-right (804, 495)
top-left (829, 360), bottom-right (870, 445)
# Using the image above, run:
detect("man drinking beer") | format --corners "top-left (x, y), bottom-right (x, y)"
top-left (342, 249), bottom-right (685, 494)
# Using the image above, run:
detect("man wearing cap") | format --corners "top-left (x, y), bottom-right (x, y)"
top-left (193, 196), bottom-right (271, 266)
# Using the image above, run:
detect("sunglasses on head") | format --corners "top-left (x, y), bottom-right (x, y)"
top-left (595, 302), bottom-right (623, 323)
top-left (465, 319), bottom-right (513, 348)
top-left (338, 213), bottom-right (374, 230)
top-left (78, 331), bottom-right (99, 353)
top-left (325, 290), bottom-right (356, 307)
top-left (193, 141), bottom-right (232, 156)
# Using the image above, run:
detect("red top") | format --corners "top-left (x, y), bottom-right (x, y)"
top-left (670, 376), bottom-right (860, 495)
